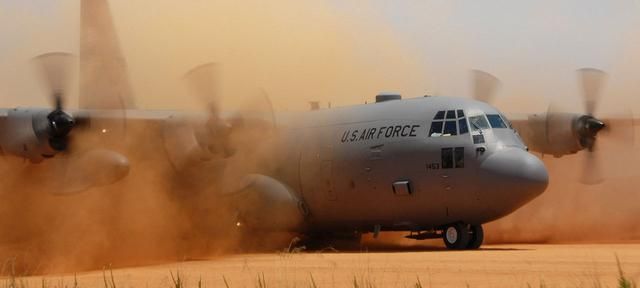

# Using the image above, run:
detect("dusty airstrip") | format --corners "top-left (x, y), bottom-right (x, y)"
top-left (5, 243), bottom-right (638, 288)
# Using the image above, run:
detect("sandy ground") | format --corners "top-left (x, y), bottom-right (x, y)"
top-left (6, 243), bottom-right (639, 288)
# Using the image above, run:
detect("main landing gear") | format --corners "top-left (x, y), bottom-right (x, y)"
top-left (442, 223), bottom-right (484, 250)
top-left (405, 223), bottom-right (484, 250)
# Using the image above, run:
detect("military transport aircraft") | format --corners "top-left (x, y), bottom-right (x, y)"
top-left (0, 0), bottom-right (634, 250)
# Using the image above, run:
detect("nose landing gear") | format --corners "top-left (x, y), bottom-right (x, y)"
top-left (442, 223), bottom-right (484, 250)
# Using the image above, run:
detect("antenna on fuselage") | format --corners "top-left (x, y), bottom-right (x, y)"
top-left (309, 101), bottom-right (320, 111)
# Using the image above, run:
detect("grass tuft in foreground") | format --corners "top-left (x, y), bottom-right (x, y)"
top-left (0, 254), bottom-right (637, 288)
top-left (617, 255), bottom-right (637, 288)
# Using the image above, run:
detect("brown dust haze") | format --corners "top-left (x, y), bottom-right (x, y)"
top-left (0, 0), bottom-right (640, 273)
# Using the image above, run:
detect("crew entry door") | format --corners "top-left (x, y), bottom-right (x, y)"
top-left (321, 160), bottom-right (336, 201)
top-left (300, 128), bottom-right (336, 204)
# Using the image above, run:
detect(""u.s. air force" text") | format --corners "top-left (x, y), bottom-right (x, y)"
top-left (341, 125), bottom-right (421, 143)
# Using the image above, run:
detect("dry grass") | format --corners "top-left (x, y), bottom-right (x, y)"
top-left (0, 255), bottom-right (636, 288)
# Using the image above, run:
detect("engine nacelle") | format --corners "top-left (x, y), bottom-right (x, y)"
top-left (523, 112), bottom-right (583, 157)
top-left (0, 108), bottom-right (58, 162)
top-left (231, 174), bottom-right (306, 232)
top-left (53, 149), bottom-right (130, 194)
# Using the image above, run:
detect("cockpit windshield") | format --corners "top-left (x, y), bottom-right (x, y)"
top-left (469, 115), bottom-right (490, 131)
top-left (429, 109), bottom-right (468, 137)
top-left (486, 114), bottom-right (508, 129)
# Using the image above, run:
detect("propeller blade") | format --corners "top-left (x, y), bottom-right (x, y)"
top-left (236, 88), bottom-right (277, 129)
top-left (600, 110), bottom-right (635, 148)
top-left (577, 68), bottom-right (607, 116)
top-left (184, 62), bottom-right (223, 118)
top-left (471, 70), bottom-right (501, 103)
top-left (33, 52), bottom-right (75, 109)
top-left (580, 143), bottom-right (604, 185)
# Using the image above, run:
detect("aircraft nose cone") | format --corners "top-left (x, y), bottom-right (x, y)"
top-left (480, 148), bottom-right (549, 205)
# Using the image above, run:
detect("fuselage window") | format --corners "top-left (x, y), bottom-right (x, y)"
top-left (487, 114), bottom-right (508, 129)
top-left (434, 110), bottom-right (445, 120)
top-left (442, 148), bottom-right (454, 169)
top-left (454, 147), bottom-right (464, 168)
top-left (473, 134), bottom-right (485, 144)
top-left (469, 115), bottom-right (490, 131)
top-left (442, 147), bottom-right (465, 169)
top-left (457, 109), bottom-right (465, 118)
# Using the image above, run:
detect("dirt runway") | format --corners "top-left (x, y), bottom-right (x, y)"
top-left (6, 243), bottom-right (639, 288)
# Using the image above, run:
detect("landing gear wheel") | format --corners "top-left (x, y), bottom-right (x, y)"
top-left (466, 224), bottom-right (484, 250)
top-left (443, 223), bottom-right (471, 250)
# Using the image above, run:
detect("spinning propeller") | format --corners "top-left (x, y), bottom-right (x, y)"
top-left (30, 52), bottom-right (130, 194)
top-left (470, 68), bottom-right (634, 185)
top-left (546, 68), bottom-right (634, 184)
top-left (183, 63), bottom-right (276, 156)
top-left (472, 69), bottom-right (501, 104)
top-left (174, 63), bottom-right (278, 195)
top-left (33, 52), bottom-right (77, 153)
top-left (573, 68), bottom-right (634, 184)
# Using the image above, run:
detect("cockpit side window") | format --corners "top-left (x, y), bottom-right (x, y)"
top-left (458, 118), bottom-right (469, 134)
top-left (487, 114), bottom-right (508, 129)
top-left (469, 115), bottom-right (490, 131)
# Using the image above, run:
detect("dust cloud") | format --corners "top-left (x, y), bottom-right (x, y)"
top-left (0, 0), bottom-right (417, 274)
top-left (0, 121), bottom-right (234, 274)
top-left (0, 0), bottom-right (640, 274)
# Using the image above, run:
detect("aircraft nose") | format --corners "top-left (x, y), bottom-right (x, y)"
top-left (480, 148), bottom-right (549, 202)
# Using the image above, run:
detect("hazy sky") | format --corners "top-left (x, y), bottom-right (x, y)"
top-left (0, 0), bottom-right (639, 112)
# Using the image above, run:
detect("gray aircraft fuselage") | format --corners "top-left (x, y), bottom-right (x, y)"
top-left (271, 96), bottom-right (549, 234)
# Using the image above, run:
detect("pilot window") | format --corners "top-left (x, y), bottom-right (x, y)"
top-left (445, 110), bottom-right (456, 119)
top-left (487, 114), bottom-right (508, 129)
top-left (443, 121), bottom-right (457, 136)
top-left (442, 147), bottom-right (465, 169)
top-left (429, 121), bottom-right (444, 136)
top-left (469, 115), bottom-right (490, 131)
top-left (429, 109), bottom-right (469, 137)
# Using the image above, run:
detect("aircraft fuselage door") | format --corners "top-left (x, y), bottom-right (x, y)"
top-left (321, 160), bottom-right (336, 201)
top-left (300, 127), bottom-right (336, 205)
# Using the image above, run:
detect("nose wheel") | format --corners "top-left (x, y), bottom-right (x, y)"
top-left (442, 223), bottom-right (484, 250)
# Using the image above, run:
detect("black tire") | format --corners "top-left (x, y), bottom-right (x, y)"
top-left (443, 223), bottom-right (471, 250)
top-left (466, 224), bottom-right (484, 250)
